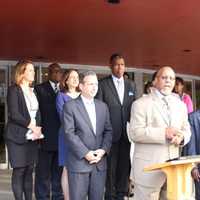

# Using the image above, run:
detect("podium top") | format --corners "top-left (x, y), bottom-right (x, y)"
top-left (144, 155), bottom-right (200, 172)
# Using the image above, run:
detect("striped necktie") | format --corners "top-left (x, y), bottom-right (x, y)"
top-left (162, 96), bottom-right (171, 126)
top-left (54, 83), bottom-right (58, 93)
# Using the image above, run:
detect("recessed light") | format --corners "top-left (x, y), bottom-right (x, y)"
top-left (183, 49), bottom-right (192, 52)
top-left (107, 0), bottom-right (120, 4)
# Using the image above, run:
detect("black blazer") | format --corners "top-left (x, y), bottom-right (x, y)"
top-left (4, 84), bottom-right (41, 144)
top-left (35, 81), bottom-right (60, 151)
top-left (96, 75), bottom-right (136, 142)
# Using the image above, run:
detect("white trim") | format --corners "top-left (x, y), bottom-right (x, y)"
top-left (34, 63), bottom-right (200, 80)
top-left (0, 163), bottom-right (8, 170)
top-left (0, 60), bottom-right (199, 80)
top-left (0, 67), bottom-right (9, 169)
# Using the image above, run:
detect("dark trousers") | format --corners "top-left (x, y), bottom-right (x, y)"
top-left (193, 166), bottom-right (200, 200)
top-left (34, 149), bottom-right (63, 200)
top-left (11, 165), bottom-right (34, 200)
top-left (68, 167), bottom-right (106, 200)
top-left (195, 180), bottom-right (200, 200)
top-left (105, 137), bottom-right (131, 200)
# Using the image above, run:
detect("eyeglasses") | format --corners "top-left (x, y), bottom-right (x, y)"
top-left (158, 76), bottom-right (175, 81)
top-left (83, 82), bottom-right (98, 87)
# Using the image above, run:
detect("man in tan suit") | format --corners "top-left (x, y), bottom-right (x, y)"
top-left (129, 66), bottom-right (191, 200)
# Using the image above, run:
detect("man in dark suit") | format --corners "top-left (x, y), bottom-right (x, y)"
top-left (182, 110), bottom-right (200, 200)
top-left (63, 71), bottom-right (112, 200)
top-left (35, 63), bottom-right (63, 200)
top-left (96, 54), bottom-right (136, 200)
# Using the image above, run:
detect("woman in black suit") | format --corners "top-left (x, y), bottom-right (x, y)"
top-left (4, 60), bottom-right (43, 200)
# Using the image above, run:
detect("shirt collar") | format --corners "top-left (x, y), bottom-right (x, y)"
top-left (154, 88), bottom-right (174, 101)
top-left (81, 95), bottom-right (94, 105)
top-left (112, 75), bottom-right (124, 83)
top-left (154, 88), bottom-right (167, 100)
top-left (49, 80), bottom-right (60, 89)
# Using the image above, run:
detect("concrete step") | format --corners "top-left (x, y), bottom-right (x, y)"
top-left (0, 169), bottom-right (133, 200)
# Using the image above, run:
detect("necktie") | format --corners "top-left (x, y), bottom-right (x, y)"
top-left (54, 83), bottom-right (58, 93)
top-left (163, 96), bottom-right (180, 158)
top-left (162, 96), bottom-right (169, 110)
top-left (162, 96), bottom-right (171, 126)
top-left (116, 80), bottom-right (124, 104)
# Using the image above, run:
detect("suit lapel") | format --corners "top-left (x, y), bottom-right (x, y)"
top-left (17, 86), bottom-right (31, 119)
top-left (76, 97), bottom-right (96, 135)
top-left (167, 98), bottom-right (179, 126)
top-left (107, 76), bottom-right (121, 105)
top-left (45, 81), bottom-right (56, 97)
top-left (94, 100), bottom-right (101, 136)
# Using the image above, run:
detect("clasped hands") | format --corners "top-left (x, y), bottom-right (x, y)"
top-left (28, 123), bottom-right (42, 140)
top-left (31, 126), bottom-right (42, 140)
top-left (85, 149), bottom-right (106, 164)
top-left (165, 127), bottom-right (184, 145)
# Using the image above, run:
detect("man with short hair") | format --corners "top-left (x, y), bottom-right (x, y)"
top-left (63, 71), bottom-right (112, 200)
top-left (96, 54), bottom-right (136, 200)
top-left (35, 63), bottom-right (63, 200)
top-left (129, 66), bottom-right (191, 200)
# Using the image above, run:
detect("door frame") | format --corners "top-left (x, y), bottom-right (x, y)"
top-left (0, 66), bottom-right (8, 169)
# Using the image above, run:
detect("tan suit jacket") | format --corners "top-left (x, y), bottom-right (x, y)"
top-left (129, 90), bottom-right (191, 188)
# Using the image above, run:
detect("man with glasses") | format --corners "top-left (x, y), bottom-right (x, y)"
top-left (35, 63), bottom-right (64, 200)
top-left (128, 66), bottom-right (191, 200)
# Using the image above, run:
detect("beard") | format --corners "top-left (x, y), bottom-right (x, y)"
top-left (160, 88), bottom-right (172, 96)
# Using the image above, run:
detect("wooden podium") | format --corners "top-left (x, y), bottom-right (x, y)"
top-left (144, 156), bottom-right (200, 200)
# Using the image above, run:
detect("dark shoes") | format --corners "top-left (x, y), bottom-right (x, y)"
top-left (127, 179), bottom-right (134, 197)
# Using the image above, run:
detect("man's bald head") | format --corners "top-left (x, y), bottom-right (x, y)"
top-left (156, 66), bottom-right (175, 78)
top-left (154, 66), bottom-right (176, 95)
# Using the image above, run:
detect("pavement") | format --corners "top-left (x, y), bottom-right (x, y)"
top-left (0, 169), bottom-right (13, 200)
top-left (0, 169), bottom-right (133, 200)
top-left (0, 169), bottom-right (37, 200)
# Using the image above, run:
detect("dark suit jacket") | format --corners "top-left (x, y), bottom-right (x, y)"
top-left (63, 96), bottom-right (112, 172)
top-left (182, 110), bottom-right (200, 156)
top-left (96, 75), bottom-right (136, 142)
top-left (35, 81), bottom-right (60, 151)
top-left (4, 84), bottom-right (40, 144)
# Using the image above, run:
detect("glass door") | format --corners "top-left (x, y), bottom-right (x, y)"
top-left (0, 67), bottom-right (8, 169)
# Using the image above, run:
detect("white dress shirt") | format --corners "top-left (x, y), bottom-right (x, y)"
top-left (21, 86), bottom-right (39, 125)
top-left (81, 95), bottom-right (96, 134)
top-left (112, 75), bottom-right (124, 104)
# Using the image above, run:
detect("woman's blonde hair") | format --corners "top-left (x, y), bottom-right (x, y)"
top-left (15, 60), bottom-right (33, 85)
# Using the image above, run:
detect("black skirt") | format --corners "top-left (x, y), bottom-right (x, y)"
top-left (6, 140), bottom-right (38, 168)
